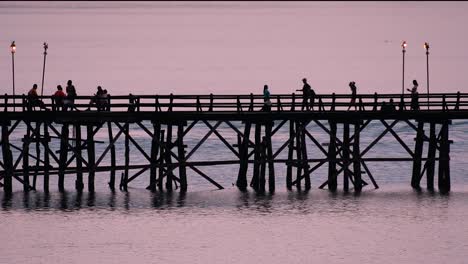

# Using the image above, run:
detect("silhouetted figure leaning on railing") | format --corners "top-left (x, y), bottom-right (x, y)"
top-left (407, 79), bottom-right (419, 110)
top-left (27, 84), bottom-right (49, 111)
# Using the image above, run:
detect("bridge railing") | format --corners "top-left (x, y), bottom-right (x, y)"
top-left (0, 92), bottom-right (467, 113)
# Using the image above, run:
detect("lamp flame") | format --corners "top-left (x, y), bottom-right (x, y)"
top-left (10, 41), bottom-right (16, 54)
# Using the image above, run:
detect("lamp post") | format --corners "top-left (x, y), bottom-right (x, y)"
top-left (41, 42), bottom-right (48, 96)
top-left (401, 41), bottom-right (407, 94)
top-left (10, 41), bottom-right (16, 112)
top-left (424, 42), bottom-right (430, 110)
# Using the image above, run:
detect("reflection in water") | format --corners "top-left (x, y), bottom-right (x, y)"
top-left (0, 188), bottom-right (460, 213)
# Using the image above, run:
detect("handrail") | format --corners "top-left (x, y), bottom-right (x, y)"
top-left (1, 92), bottom-right (468, 113)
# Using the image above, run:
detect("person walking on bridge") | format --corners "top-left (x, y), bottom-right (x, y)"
top-left (347, 81), bottom-right (358, 111)
top-left (297, 78), bottom-right (315, 110)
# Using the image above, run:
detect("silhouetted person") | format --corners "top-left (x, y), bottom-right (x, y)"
top-left (407, 79), bottom-right (419, 110)
top-left (381, 101), bottom-right (388, 112)
top-left (297, 78), bottom-right (315, 110)
top-left (347, 81), bottom-right (358, 111)
top-left (86, 86), bottom-right (104, 111)
top-left (262, 84), bottom-right (271, 111)
top-left (27, 84), bottom-right (49, 111)
top-left (64, 80), bottom-right (77, 111)
top-left (99, 89), bottom-right (110, 111)
top-left (388, 98), bottom-right (396, 111)
top-left (52, 85), bottom-right (66, 111)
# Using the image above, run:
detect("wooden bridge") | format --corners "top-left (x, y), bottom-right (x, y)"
top-left (0, 92), bottom-right (466, 195)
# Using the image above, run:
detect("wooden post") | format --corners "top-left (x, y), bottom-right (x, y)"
top-left (43, 122), bottom-right (50, 192)
top-left (265, 122), bottom-right (275, 192)
top-left (107, 121), bottom-right (116, 190)
top-left (411, 122), bottom-right (424, 189)
top-left (295, 122), bottom-right (303, 189)
top-left (438, 121), bottom-right (450, 193)
top-left (75, 124), bottom-right (84, 192)
top-left (177, 124), bottom-right (187, 192)
top-left (148, 122), bottom-right (161, 191)
top-left (87, 125), bottom-right (95, 192)
top-left (328, 121), bottom-right (337, 191)
top-left (286, 120), bottom-right (295, 189)
top-left (259, 136), bottom-right (266, 192)
top-left (58, 123), bottom-right (69, 192)
top-left (22, 122), bottom-right (31, 192)
top-left (426, 123), bottom-right (436, 190)
top-left (343, 123), bottom-right (350, 192)
top-left (33, 122), bottom-right (40, 191)
top-left (1, 124), bottom-right (13, 194)
top-left (251, 123), bottom-right (262, 190)
top-left (353, 122), bottom-right (362, 192)
top-left (236, 121), bottom-right (251, 190)
top-left (123, 123), bottom-right (130, 191)
top-left (301, 122), bottom-right (311, 190)
top-left (158, 130), bottom-right (165, 191)
top-left (165, 124), bottom-right (173, 192)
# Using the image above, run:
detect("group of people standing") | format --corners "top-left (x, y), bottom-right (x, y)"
top-left (262, 78), bottom-right (421, 112)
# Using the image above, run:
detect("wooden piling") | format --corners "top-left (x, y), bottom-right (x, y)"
top-left (426, 122), bottom-right (436, 190)
top-left (438, 121), bottom-right (451, 193)
top-left (251, 123), bottom-right (262, 190)
top-left (328, 121), bottom-right (337, 191)
top-left (353, 122), bottom-right (362, 192)
top-left (286, 120), bottom-right (295, 189)
top-left (177, 124), bottom-right (187, 192)
top-left (87, 125), bottom-right (95, 192)
top-left (58, 123), bottom-right (69, 192)
top-left (33, 122), bottom-right (40, 191)
top-left (107, 121), bottom-right (116, 190)
top-left (22, 122), bottom-right (31, 192)
top-left (295, 121), bottom-right (303, 189)
top-left (259, 136), bottom-right (266, 192)
top-left (265, 122), bottom-right (275, 192)
top-left (123, 123), bottom-right (130, 191)
top-left (301, 121), bottom-right (311, 190)
top-left (75, 124), bottom-right (84, 192)
top-left (343, 123), bottom-right (350, 192)
top-left (158, 130), bottom-right (165, 191)
top-left (43, 122), bottom-right (50, 192)
top-left (165, 124), bottom-right (173, 192)
top-left (1, 123), bottom-right (13, 194)
top-left (411, 121), bottom-right (424, 189)
top-left (236, 121), bottom-right (251, 190)
top-left (148, 122), bottom-right (161, 191)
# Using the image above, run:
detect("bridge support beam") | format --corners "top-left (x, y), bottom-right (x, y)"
top-left (438, 121), bottom-right (451, 194)
top-left (327, 121), bottom-right (337, 191)
top-left (1, 123), bottom-right (13, 195)
top-left (58, 123), bottom-right (69, 192)
top-left (286, 120), bottom-right (295, 189)
top-left (236, 121), bottom-right (251, 190)
top-left (426, 122), bottom-right (436, 190)
top-left (411, 121), bottom-right (425, 189)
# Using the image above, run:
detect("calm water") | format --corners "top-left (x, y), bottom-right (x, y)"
top-left (2, 2), bottom-right (468, 264)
